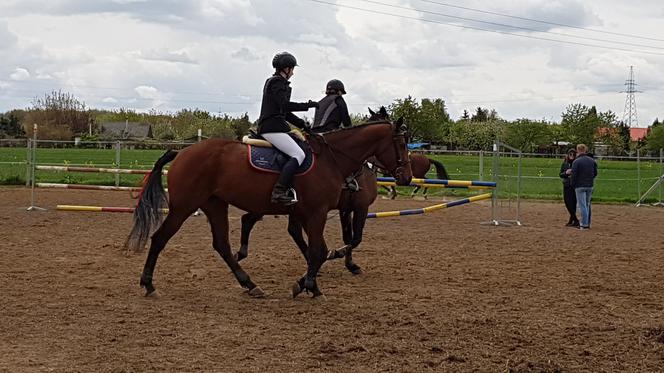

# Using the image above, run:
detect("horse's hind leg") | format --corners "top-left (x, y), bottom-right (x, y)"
top-left (344, 208), bottom-right (368, 275)
top-left (237, 212), bottom-right (263, 262)
top-left (140, 210), bottom-right (190, 296)
top-left (411, 186), bottom-right (421, 198)
top-left (203, 201), bottom-right (263, 297)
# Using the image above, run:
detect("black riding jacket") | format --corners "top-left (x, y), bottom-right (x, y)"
top-left (311, 94), bottom-right (352, 133)
top-left (257, 73), bottom-right (311, 134)
top-left (559, 159), bottom-right (573, 187)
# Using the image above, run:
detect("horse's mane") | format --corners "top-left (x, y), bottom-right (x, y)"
top-left (320, 119), bottom-right (392, 137)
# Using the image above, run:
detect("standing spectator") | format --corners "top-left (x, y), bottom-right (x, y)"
top-left (570, 144), bottom-right (598, 230)
top-left (559, 149), bottom-right (579, 227)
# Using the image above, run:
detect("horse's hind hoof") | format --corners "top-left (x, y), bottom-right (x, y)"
top-left (313, 294), bottom-right (327, 302)
top-left (248, 286), bottom-right (266, 298)
top-left (291, 282), bottom-right (303, 298)
top-left (349, 267), bottom-right (363, 275)
top-left (145, 289), bottom-right (160, 298)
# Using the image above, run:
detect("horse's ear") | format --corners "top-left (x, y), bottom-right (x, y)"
top-left (368, 107), bottom-right (376, 116)
top-left (379, 106), bottom-right (388, 115)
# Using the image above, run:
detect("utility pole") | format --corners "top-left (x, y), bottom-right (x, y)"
top-left (621, 66), bottom-right (642, 127)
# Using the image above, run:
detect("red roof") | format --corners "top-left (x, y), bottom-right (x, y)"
top-left (630, 128), bottom-right (650, 141)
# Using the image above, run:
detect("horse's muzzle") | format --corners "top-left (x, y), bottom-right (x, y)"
top-left (393, 167), bottom-right (412, 186)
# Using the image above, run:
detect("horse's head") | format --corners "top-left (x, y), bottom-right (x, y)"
top-left (373, 116), bottom-right (412, 186)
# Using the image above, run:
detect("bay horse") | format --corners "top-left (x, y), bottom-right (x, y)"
top-left (125, 120), bottom-right (412, 299)
top-left (383, 153), bottom-right (449, 199)
top-left (236, 107), bottom-right (390, 276)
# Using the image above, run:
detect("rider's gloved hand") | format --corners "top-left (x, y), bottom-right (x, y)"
top-left (307, 100), bottom-right (319, 109)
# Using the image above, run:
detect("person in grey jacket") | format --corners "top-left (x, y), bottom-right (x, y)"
top-left (570, 143), bottom-right (598, 230)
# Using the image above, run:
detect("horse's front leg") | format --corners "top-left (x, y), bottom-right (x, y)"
top-left (411, 185), bottom-right (421, 198)
top-left (344, 208), bottom-right (368, 275)
top-left (237, 212), bottom-right (263, 261)
top-left (292, 210), bottom-right (328, 299)
top-left (287, 215), bottom-right (309, 261)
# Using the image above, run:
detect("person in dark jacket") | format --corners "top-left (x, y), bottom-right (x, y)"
top-left (311, 79), bottom-right (352, 133)
top-left (257, 51), bottom-right (318, 206)
top-left (570, 143), bottom-right (598, 230)
top-left (559, 149), bottom-right (579, 227)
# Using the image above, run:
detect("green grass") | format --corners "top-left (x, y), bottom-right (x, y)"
top-left (1, 147), bottom-right (663, 203)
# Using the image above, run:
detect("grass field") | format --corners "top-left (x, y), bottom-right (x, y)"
top-left (1, 146), bottom-right (663, 203)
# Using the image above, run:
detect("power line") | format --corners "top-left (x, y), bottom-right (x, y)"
top-left (303, 0), bottom-right (664, 56)
top-left (420, 0), bottom-right (664, 43)
top-left (357, 0), bottom-right (664, 50)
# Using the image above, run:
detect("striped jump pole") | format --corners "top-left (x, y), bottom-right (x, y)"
top-left (36, 183), bottom-right (145, 192)
top-left (367, 193), bottom-right (492, 219)
top-left (35, 165), bottom-right (165, 175)
top-left (56, 205), bottom-right (169, 213)
top-left (376, 177), bottom-right (496, 189)
top-left (376, 181), bottom-right (491, 190)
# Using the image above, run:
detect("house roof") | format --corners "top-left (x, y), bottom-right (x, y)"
top-left (100, 122), bottom-right (152, 139)
top-left (629, 127), bottom-right (649, 141)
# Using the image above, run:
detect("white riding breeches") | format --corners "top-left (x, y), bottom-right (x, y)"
top-left (261, 132), bottom-right (306, 166)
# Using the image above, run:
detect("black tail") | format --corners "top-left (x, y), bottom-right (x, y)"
top-left (125, 150), bottom-right (178, 251)
top-left (429, 158), bottom-right (450, 180)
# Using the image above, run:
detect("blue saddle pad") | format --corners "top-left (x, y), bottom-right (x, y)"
top-left (247, 141), bottom-right (315, 176)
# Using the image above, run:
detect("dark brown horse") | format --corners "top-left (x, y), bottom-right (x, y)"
top-left (236, 107), bottom-right (390, 275)
top-left (238, 164), bottom-right (377, 275)
top-left (125, 120), bottom-right (412, 299)
top-left (384, 153), bottom-right (450, 199)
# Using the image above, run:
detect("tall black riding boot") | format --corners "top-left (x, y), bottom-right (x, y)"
top-left (271, 158), bottom-right (299, 206)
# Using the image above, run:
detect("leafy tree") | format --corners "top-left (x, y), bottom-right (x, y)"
top-left (560, 103), bottom-right (601, 148)
top-left (503, 118), bottom-right (554, 153)
top-left (0, 113), bottom-right (25, 138)
top-left (22, 90), bottom-right (91, 138)
top-left (471, 107), bottom-right (489, 122)
top-left (388, 96), bottom-right (451, 143)
top-left (460, 109), bottom-right (470, 121)
top-left (646, 125), bottom-right (664, 152)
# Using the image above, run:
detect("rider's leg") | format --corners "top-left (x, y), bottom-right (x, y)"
top-left (261, 133), bottom-right (306, 205)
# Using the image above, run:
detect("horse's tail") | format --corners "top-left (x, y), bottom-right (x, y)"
top-left (429, 158), bottom-right (450, 180)
top-left (125, 150), bottom-right (178, 251)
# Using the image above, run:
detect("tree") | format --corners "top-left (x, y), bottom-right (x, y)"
top-left (471, 107), bottom-right (489, 122)
top-left (388, 96), bottom-right (451, 143)
top-left (646, 125), bottom-right (664, 152)
top-left (460, 109), bottom-right (470, 121)
top-left (560, 103), bottom-right (601, 148)
top-left (0, 113), bottom-right (25, 138)
top-left (503, 119), bottom-right (554, 153)
top-left (22, 90), bottom-right (92, 138)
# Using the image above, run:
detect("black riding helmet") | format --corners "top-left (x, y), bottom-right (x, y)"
top-left (272, 52), bottom-right (298, 70)
top-left (326, 79), bottom-right (346, 94)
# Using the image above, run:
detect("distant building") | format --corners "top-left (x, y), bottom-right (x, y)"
top-left (629, 127), bottom-right (650, 142)
top-left (100, 121), bottom-right (152, 140)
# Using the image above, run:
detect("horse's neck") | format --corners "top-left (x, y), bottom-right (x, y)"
top-left (321, 124), bottom-right (390, 177)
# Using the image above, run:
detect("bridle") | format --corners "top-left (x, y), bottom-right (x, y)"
top-left (309, 120), bottom-right (409, 179)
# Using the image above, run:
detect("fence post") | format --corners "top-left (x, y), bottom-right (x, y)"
top-left (25, 138), bottom-right (31, 187)
top-left (659, 148), bottom-right (664, 206)
top-left (479, 150), bottom-right (484, 181)
top-left (636, 148), bottom-right (641, 201)
top-left (115, 141), bottom-right (121, 187)
top-left (27, 124), bottom-right (45, 211)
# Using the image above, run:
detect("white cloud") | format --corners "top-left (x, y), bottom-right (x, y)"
top-left (0, 0), bottom-right (662, 127)
top-left (9, 67), bottom-right (30, 81)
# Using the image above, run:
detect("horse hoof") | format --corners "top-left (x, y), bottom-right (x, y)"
top-left (350, 267), bottom-right (363, 275)
top-left (313, 294), bottom-right (327, 302)
top-left (248, 286), bottom-right (266, 298)
top-left (145, 289), bottom-right (160, 298)
top-left (291, 282), bottom-right (303, 298)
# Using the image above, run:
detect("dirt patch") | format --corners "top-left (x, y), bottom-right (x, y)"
top-left (1, 187), bottom-right (664, 372)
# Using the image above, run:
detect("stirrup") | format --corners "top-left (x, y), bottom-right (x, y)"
top-left (344, 177), bottom-right (360, 192)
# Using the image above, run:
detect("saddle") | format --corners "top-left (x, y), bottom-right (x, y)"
top-left (242, 130), bottom-right (315, 175)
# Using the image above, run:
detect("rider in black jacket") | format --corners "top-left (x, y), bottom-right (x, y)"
top-left (311, 79), bottom-right (352, 133)
top-left (257, 52), bottom-right (318, 205)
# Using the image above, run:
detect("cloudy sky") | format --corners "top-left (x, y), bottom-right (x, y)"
top-left (1, 0), bottom-right (662, 127)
